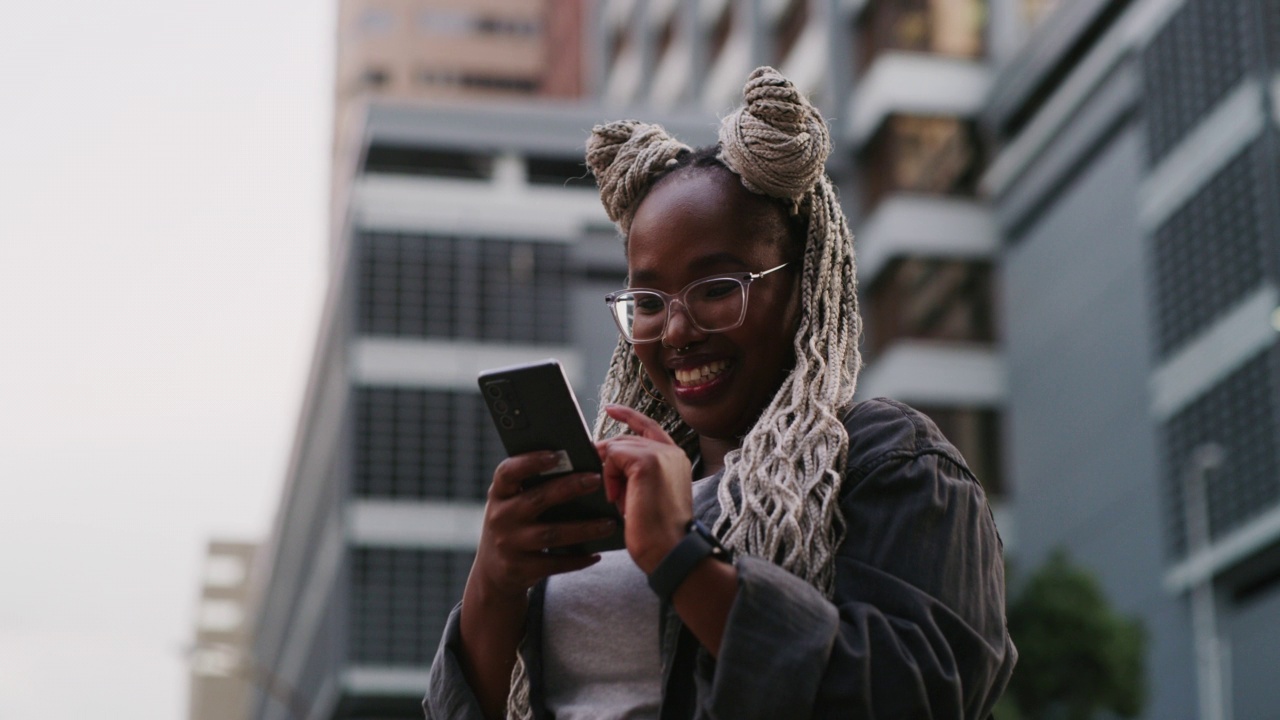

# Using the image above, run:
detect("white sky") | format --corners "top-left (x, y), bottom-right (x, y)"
top-left (0, 1), bottom-right (333, 717)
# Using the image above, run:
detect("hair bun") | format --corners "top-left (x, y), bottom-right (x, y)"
top-left (718, 66), bottom-right (831, 201)
top-left (586, 120), bottom-right (690, 233)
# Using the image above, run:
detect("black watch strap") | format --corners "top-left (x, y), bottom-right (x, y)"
top-left (647, 519), bottom-right (732, 604)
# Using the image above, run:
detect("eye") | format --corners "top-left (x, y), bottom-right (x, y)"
top-left (633, 293), bottom-right (665, 314)
top-left (695, 279), bottom-right (740, 300)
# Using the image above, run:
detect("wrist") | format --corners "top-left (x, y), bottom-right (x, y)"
top-left (646, 519), bottom-right (733, 604)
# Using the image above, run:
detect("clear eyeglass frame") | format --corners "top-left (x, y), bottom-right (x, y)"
top-left (603, 262), bottom-right (790, 344)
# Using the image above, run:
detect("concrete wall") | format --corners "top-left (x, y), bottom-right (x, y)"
top-left (1000, 124), bottom-right (1196, 718)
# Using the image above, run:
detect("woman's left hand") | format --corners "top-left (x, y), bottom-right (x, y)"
top-left (597, 404), bottom-right (694, 574)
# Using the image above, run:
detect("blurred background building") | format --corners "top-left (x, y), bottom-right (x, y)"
top-left (230, 1), bottom-right (1280, 718)
top-left (188, 541), bottom-right (259, 720)
top-left (986, 0), bottom-right (1280, 717)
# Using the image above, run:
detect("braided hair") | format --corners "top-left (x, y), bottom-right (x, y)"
top-left (506, 67), bottom-right (862, 719)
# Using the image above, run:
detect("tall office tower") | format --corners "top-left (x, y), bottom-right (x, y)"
top-left (593, 0), bottom-right (1009, 531)
top-left (985, 0), bottom-right (1280, 716)
top-left (187, 541), bottom-right (259, 720)
top-left (248, 98), bottom-right (712, 719)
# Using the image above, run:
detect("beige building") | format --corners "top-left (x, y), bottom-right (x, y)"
top-left (334, 0), bottom-right (586, 146)
top-left (331, 0), bottom-right (588, 249)
top-left (187, 541), bottom-right (262, 720)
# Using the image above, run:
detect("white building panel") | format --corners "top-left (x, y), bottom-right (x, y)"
top-left (846, 54), bottom-right (990, 147)
top-left (855, 341), bottom-right (1006, 406)
top-left (856, 195), bottom-right (997, 283)
top-left (352, 338), bottom-right (584, 390)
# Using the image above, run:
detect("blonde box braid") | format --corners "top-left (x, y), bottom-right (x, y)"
top-left (502, 67), bottom-right (862, 719)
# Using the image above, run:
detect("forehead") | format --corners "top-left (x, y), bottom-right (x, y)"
top-left (626, 167), bottom-right (787, 285)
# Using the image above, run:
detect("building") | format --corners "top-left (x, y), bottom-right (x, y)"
top-left (985, 0), bottom-right (1280, 717)
top-left (331, 0), bottom-right (590, 251)
top-left (592, 0), bottom-right (1011, 531)
top-left (247, 98), bottom-right (712, 719)
top-left (188, 541), bottom-right (260, 720)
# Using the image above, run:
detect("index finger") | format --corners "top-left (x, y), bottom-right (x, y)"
top-left (491, 451), bottom-right (563, 499)
top-left (604, 404), bottom-right (676, 445)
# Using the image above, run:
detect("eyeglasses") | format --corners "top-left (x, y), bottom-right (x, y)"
top-left (604, 262), bottom-right (789, 344)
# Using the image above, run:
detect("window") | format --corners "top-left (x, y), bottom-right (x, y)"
top-left (1149, 143), bottom-right (1266, 360)
top-left (363, 144), bottom-right (492, 180)
top-left (526, 155), bottom-right (595, 189)
top-left (353, 387), bottom-right (507, 501)
top-left (861, 115), bottom-right (983, 212)
top-left (360, 67), bottom-right (391, 89)
top-left (864, 258), bottom-right (996, 360)
top-left (856, 0), bottom-right (985, 70)
top-left (358, 7), bottom-right (394, 34)
top-left (418, 9), bottom-right (474, 35)
top-left (349, 548), bottom-right (475, 665)
top-left (358, 233), bottom-right (571, 343)
top-left (1162, 346), bottom-right (1280, 558)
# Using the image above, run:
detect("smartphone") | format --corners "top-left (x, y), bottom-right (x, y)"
top-left (478, 359), bottom-right (625, 553)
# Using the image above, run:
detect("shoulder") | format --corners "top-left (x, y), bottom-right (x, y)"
top-left (840, 397), bottom-right (976, 484)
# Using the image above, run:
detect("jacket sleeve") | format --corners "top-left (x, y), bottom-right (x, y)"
top-left (691, 402), bottom-right (1016, 719)
top-left (422, 603), bottom-right (488, 720)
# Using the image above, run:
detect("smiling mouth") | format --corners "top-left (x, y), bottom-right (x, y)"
top-left (673, 360), bottom-right (731, 387)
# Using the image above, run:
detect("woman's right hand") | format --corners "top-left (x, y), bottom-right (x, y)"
top-left (470, 451), bottom-right (617, 600)
top-left (460, 451), bottom-right (617, 718)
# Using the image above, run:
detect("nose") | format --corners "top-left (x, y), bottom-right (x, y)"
top-left (661, 299), bottom-right (706, 349)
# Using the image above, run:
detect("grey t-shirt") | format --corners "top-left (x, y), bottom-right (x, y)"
top-left (542, 548), bottom-right (661, 719)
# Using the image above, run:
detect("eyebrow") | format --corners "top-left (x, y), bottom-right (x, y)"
top-left (629, 251), bottom-right (751, 286)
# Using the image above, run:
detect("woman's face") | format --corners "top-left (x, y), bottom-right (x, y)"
top-left (626, 166), bottom-right (801, 441)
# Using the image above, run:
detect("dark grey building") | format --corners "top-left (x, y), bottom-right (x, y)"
top-left (985, 0), bottom-right (1280, 717)
top-left (246, 100), bottom-right (712, 720)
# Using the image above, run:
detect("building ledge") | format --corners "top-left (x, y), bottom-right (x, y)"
top-left (1138, 79), bottom-right (1266, 232)
top-left (342, 666), bottom-right (432, 696)
top-left (1149, 284), bottom-right (1278, 422)
top-left (847, 53), bottom-right (990, 148)
top-left (856, 340), bottom-right (1005, 406)
top-left (856, 195), bottom-right (996, 283)
top-left (353, 174), bottom-right (606, 241)
top-left (351, 338), bottom-right (584, 390)
top-left (347, 500), bottom-right (484, 548)
top-left (1164, 501), bottom-right (1280, 594)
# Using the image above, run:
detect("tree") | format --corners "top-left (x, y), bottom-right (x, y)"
top-left (995, 549), bottom-right (1147, 720)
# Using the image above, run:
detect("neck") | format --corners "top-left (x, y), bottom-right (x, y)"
top-left (697, 435), bottom-right (738, 477)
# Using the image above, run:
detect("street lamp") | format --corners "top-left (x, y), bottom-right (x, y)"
top-left (1183, 443), bottom-right (1229, 720)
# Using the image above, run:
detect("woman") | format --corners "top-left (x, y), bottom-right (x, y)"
top-left (425, 67), bottom-right (1016, 719)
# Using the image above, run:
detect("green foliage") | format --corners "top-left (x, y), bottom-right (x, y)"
top-left (995, 549), bottom-right (1147, 720)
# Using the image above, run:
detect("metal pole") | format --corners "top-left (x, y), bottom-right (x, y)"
top-left (1184, 443), bottom-right (1226, 720)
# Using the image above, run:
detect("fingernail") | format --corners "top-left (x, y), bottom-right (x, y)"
top-left (580, 473), bottom-right (601, 488)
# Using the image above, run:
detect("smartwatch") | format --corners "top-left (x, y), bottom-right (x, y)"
top-left (647, 519), bottom-right (733, 603)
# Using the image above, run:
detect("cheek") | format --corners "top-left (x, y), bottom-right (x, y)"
top-left (633, 346), bottom-right (664, 381)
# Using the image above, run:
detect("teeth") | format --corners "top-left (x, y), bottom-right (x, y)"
top-left (674, 360), bottom-right (729, 386)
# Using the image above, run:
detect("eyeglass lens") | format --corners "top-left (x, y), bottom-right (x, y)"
top-left (612, 277), bottom-right (746, 342)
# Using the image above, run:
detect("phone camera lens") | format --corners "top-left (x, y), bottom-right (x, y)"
top-left (500, 416), bottom-right (516, 429)
top-left (485, 384), bottom-right (503, 398)
top-left (493, 400), bottom-right (509, 413)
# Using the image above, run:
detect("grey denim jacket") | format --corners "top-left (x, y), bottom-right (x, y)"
top-left (424, 398), bottom-right (1017, 719)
